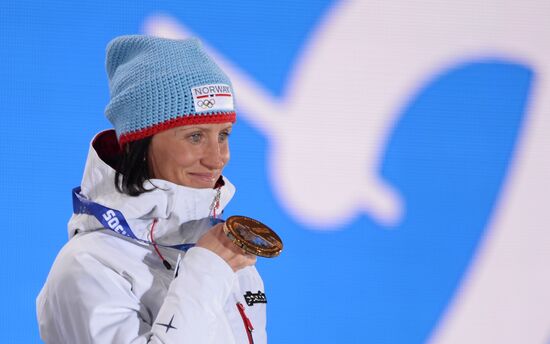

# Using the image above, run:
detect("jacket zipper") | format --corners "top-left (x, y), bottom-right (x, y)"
top-left (236, 302), bottom-right (254, 344)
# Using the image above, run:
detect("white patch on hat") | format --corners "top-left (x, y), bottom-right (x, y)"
top-left (191, 83), bottom-right (234, 113)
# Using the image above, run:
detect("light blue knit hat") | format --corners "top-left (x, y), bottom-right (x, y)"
top-left (104, 35), bottom-right (236, 146)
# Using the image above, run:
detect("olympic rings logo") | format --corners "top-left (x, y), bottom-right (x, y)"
top-left (197, 99), bottom-right (216, 108)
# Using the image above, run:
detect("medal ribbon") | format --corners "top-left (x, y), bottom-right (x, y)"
top-left (71, 186), bottom-right (223, 252)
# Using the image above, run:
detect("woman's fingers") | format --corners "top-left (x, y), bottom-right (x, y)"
top-left (195, 223), bottom-right (256, 272)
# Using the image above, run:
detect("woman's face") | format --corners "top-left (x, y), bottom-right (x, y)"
top-left (148, 122), bottom-right (232, 189)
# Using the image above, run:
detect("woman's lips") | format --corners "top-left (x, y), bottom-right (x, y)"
top-left (188, 172), bottom-right (217, 184)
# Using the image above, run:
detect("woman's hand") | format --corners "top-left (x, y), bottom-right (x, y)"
top-left (196, 223), bottom-right (257, 272)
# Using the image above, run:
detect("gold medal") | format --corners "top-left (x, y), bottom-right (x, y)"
top-left (223, 216), bottom-right (283, 258)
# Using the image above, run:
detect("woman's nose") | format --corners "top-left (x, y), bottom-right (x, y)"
top-left (203, 141), bottom-right (227, 169)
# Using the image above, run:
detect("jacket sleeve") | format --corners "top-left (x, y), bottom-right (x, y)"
top-left (37, 246), bottom-right (237, 344)
top-left (150, 247), bottom-right (237, 343)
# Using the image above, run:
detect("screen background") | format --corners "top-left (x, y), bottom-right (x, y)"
top-left (1, 1), bottom-right (549, 343)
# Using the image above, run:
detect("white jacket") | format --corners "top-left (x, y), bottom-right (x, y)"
top-left (36, 130), bottom-right (267, 343)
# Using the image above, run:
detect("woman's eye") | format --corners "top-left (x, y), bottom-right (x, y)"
top-left (188, 133), bottom-right (202, 143)
top-left (219, 131), bottom-right (231, 142)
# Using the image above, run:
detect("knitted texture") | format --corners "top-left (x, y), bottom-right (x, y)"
top-left (104, 35), bottom-right (236, 146)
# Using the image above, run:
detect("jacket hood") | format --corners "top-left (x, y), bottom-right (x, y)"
top-left (68, 130), bottom-right (236, 246)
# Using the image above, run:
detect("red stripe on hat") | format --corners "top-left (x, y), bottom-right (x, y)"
top-left (215, 93), bottom-right (232, 97)
top-left (118, 112), bottom-right (236, 147)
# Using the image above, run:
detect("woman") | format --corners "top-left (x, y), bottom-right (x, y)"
top-left (37, 35), bottom-right (266, 343)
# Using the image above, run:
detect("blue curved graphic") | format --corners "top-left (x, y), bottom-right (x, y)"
top-left (228, 61), bottom-right (532, 343)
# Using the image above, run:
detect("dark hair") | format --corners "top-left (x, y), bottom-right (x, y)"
top-left (115, 137), bottom-right (156, 196)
